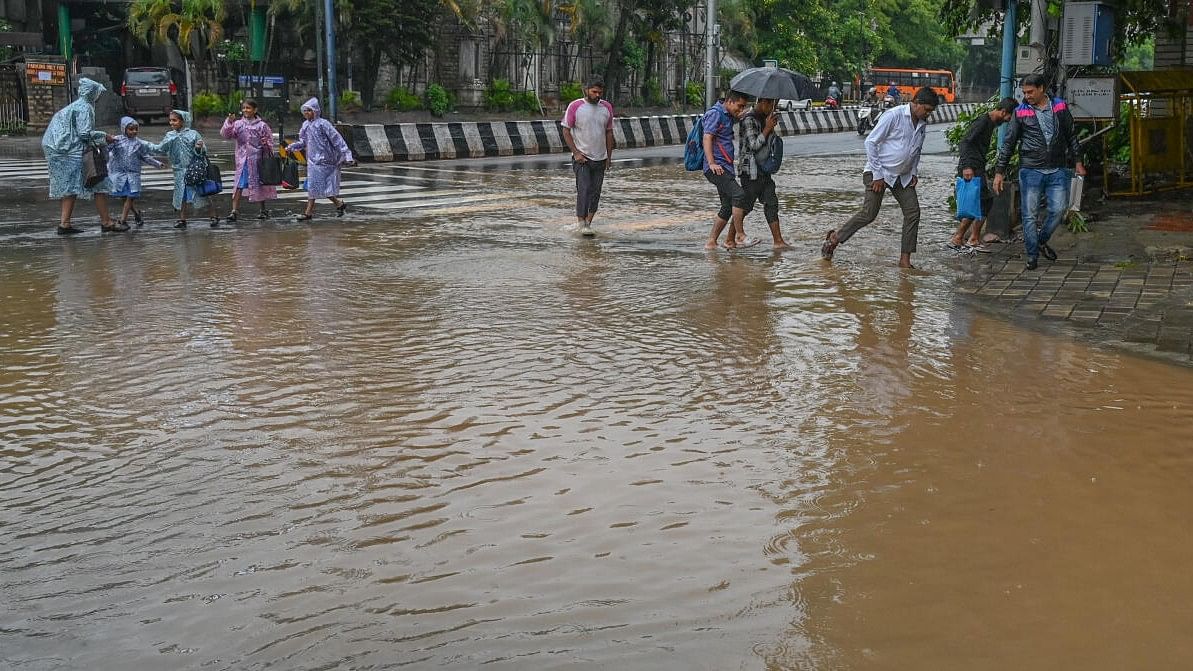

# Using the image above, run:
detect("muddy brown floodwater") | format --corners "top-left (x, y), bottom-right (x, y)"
top-left (3, 153), bottom-right (1193, 670)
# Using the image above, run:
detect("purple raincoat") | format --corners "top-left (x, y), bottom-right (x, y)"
top-left (287, 98), bottom-right (354, 199)
top-left (220, 115), bottom-right (278, 203)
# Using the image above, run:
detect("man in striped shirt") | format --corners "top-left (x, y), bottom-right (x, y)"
top-left (561, 77), bottom-right (615, 237)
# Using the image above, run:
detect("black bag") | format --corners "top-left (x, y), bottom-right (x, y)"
top-left (280, 158), bottom-right (300, 190)
top-left (755, 133), bottom-right (784, 175)
top-left (184, 148), bottom-right (209, 187)
top-left (199, 163), bottom-right (223, 196)
top-left (82, 144), bottom-right (109, 188)
top-left (257, 148), bottom-right (282, 186)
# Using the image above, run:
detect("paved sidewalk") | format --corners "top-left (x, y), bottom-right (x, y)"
top-left (948, 196), bottom-right (1193, 365)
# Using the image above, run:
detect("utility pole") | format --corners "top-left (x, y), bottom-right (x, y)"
top-left (314, 0), bottom-right (325, 103)
top-left (704, 0), bottom-right (716, 108)
top-left (998, 0), bottom-right (1018, 144)
top-left (324, 0), bottom-right (338, 121)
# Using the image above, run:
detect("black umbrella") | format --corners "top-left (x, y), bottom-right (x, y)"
top-left (729, 67), bottom-right (812, 100)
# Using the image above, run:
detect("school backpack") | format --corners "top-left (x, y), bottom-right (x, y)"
top-left (755, 133), bottom-right (784, 175)
top-left (683, 116), bottom-right (705, 171)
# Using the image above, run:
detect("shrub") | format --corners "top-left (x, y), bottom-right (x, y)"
top-left (340, 90), bottom-right (362, 111)
top-left (645, 78), bottom-right (664, 107)
top-left (192, 91), bottom-right (225, 117)
top-left (485, 79), bottom-right (516, 111)
top-left (515, 90), bottom-right (541, 113)
top-left (685, 81), bottom-right (704, 107)
top-left (425, 83), bottom-right (452, 117)
top-left (387, 87), bottom-right (422, 111)
top-left (560, 81), bottom-right (583, 102)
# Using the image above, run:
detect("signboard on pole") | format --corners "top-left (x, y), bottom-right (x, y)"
top-left (1067, 76), bottom-right (1118, 119)
top-left (26, 61), bottom-right (66, 85)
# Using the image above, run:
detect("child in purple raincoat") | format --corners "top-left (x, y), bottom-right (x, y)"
top-left (220, 98), bottom-right (278, 221)
top-left (286, 97), bottom-right (355, 220)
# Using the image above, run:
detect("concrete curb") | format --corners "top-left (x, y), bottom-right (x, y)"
top-left (343, 103), bottom-right (979, 163)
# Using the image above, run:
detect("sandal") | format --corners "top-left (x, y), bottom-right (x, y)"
top-left (56, 225), bottom-right (83, 236)
top-left (133, 208), bottom-right (143, 225)
top-left (336, 202), bottom-right (348, 217)
top-left (296, 213), bottom-right (313, 221)
top-left (226, 210), bottom-right (239, 223)
top-left (210, 217), bottom-right (221, 228)
top-left (101, 221), bottom-right (130, 233)
top-left (821, 229), bottom-right (839, 259)
top-left (174, 220), bottom-right (188, 229)
top-left (256, 209), bottom-right (271, 220)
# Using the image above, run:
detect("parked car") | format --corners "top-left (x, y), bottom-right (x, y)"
top-left (120, 67), bottom-right (177, 123)
top-left (777, 98), bottom-right (812, 112)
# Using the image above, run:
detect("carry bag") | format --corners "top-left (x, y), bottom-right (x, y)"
top-left (280, 158), bottom-right (300, 190)
top-left (755, 132), bottom-right (784, 175)
top-left (1068, 174), bottom-right (1084, 212)
top-left (199, 162), bottom-right (223, 196)
top-left (82, 144), bottom-right (109, 188)
top-left (184, 148), bottom-right (209, 187)
top-left (257, 148), bottom-right (282, 186)
top-left (955, 176), bottom-right (983, 221)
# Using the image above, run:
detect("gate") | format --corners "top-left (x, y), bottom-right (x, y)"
top-left (0, 64), bottom-right (26, 134)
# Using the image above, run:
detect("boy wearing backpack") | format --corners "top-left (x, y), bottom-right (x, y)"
top-left (738, 97), bottom-right (790, 249)
top-left (700, 90), bottom-right (756, 250)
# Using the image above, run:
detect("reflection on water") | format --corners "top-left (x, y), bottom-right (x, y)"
top-left (3, 154), bottom-right (1193, 669)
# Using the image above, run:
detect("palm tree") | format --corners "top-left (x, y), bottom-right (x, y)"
top-left (128, 0), bottom-right (227, 67)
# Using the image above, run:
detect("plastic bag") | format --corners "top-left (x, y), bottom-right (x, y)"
top-left (955, 175), bottom-right (983, 221)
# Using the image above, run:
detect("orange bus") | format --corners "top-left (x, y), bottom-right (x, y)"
top-left (863, 67), bottom-right (956, 104)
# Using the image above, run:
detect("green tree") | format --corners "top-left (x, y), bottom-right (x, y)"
top-left (873, 0), bottom-right (966, 70)
top-left (1120, 37), bottom-right (1154, 70)
top-left (940, 0), bottom-right (1173, 57)
top-left (340, 0), bottom-right (438, 107)
top-left (128, 0), bottom-right (227, 67)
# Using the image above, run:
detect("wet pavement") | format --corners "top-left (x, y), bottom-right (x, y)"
top-left (4, 131), bottom-right (1193, 669)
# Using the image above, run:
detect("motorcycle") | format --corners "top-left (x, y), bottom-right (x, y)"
top-left (824, 95), bottom-right (840, 110)
top-left (856, 95), bottom-right (896, 135)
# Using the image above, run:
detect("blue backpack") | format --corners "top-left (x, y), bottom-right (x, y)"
top-left (756, 133), bottom-right (784, 175)
top-left (683, 116), bottom-right (705, 171)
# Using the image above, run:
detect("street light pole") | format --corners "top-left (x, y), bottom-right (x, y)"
top-left (324, 0), bottom-right (338, 121)
top-left (704, 0), bottom-right (716, 108)
top-left (998, 0), bottom-right (1018, 144)
top-left (314, 0), bottom-right (325, 102)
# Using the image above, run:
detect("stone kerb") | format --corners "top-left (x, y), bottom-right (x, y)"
top-left (344, 104), bottom-right (977, 163)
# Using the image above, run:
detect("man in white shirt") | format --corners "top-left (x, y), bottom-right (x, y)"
top-left (822, 87), bottom-right (939, 268)
top-left (560, 77), bottom-right (615, 236)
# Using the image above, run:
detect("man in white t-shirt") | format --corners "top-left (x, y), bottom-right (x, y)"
top-left (560, 77), bottom-right (615, 236)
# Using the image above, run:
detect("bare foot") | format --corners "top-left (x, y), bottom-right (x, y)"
top-left (704, 240), bottom-right (718, 250)
top-left (773, 241), bottom-right (793, 250)
top-left (898, 260), bottom-right (916, 269)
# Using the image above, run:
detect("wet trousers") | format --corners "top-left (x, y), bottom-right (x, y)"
top-left (836, 171), bottom-right (921, 254)
top-left (573, 159), bottom-right (607, 218)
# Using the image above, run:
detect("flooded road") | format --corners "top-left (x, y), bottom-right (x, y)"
top-left (3, 144), bottom-right (1193, 669)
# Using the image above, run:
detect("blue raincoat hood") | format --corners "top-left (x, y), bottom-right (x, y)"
top-left (77, 78), bottom-right (105, 103)
top-left (301, 98), bottom-right (322, 117)
top-left (172, 109), bottom-right (193, 129)
top-left (119, 116), bottom-right (137, 134)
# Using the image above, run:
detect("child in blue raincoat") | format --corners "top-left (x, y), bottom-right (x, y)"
top-left (108, 116), bottom-right (164, 228)
top-left (148, 109), bottom-right (220, 229)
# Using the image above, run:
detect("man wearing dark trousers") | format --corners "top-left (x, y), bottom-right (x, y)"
top-left (561, 77), bottom-right (615, 236)
top-left (822, 87), bottom-right (939, 268)
top-left (993, 73), bottom-right (1086, 270)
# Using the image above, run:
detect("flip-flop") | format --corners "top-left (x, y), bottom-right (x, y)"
top-left (736, 237), bottom-right (761, 249)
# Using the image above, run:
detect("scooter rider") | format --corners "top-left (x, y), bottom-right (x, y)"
top-left (828, 81), bottom-right (842, 102)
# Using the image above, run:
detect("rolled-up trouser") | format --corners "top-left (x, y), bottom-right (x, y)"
top-left (836, 171), bottom-right (921, 254)
top-left (741, 174), bottom-right (779, 223)
top-left (704, 169), bottom-right (747, 222)
top-left (573, 158), bottom-right (607, 218)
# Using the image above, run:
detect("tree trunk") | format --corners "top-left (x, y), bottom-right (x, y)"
top-left (641, 38), bottom-right (656, 102)
top-left (604, 3), bottom-right (632, 104)
top-left (356, 44), bottom-right (381, 109)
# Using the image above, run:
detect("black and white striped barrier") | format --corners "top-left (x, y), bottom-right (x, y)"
top-left (344, 103), bottom-right (979, 163)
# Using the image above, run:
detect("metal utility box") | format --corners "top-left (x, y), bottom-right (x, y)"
top-left (1062, 2), bottom-right (1114, 66)
top-left (1066, 76), bottom-right (1118, 119)
top-left (1016, 45), bottom-right (1045, 75)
